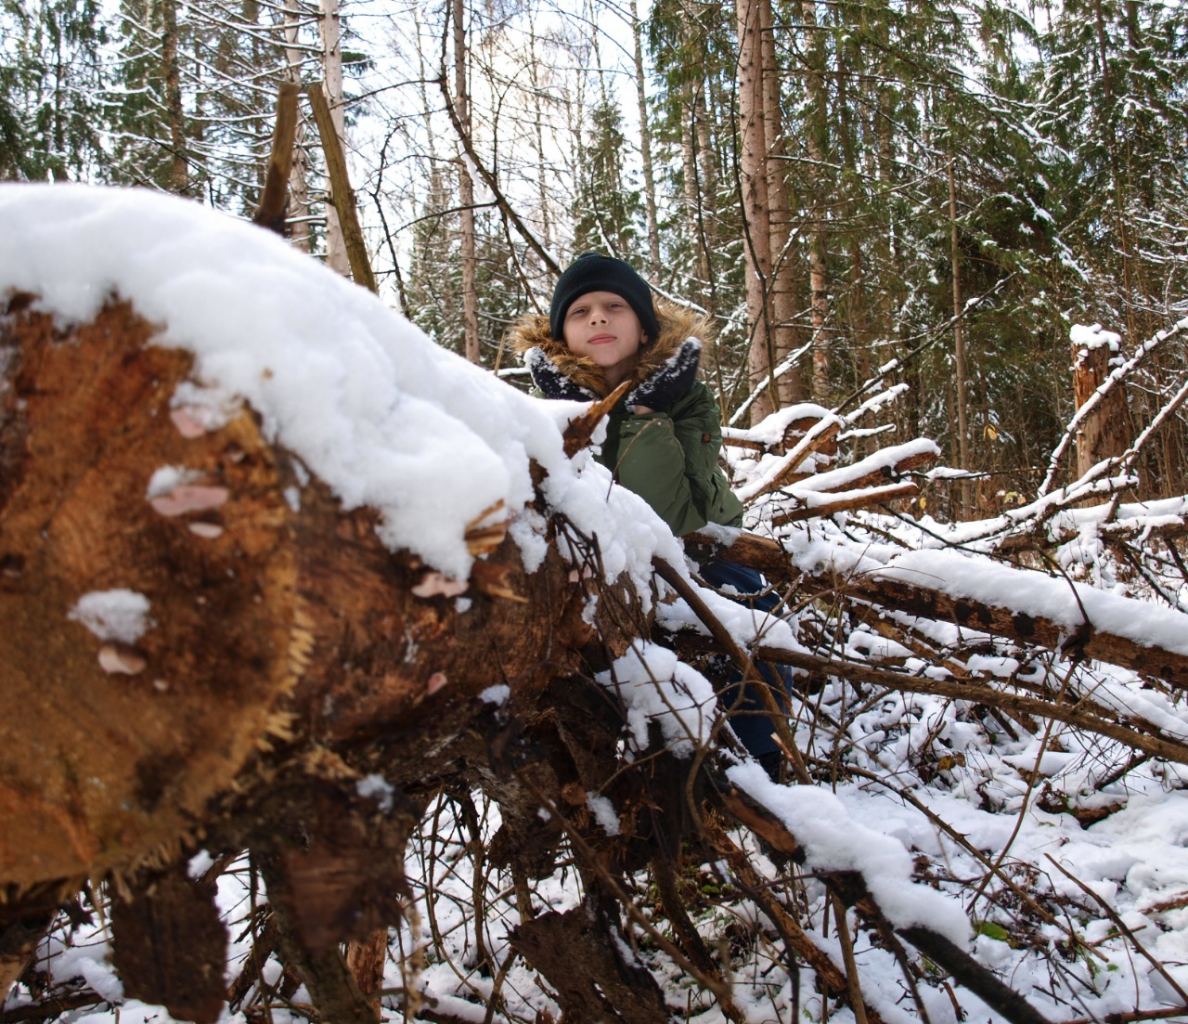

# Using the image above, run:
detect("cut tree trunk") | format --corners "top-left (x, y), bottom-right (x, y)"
top-left (1073, 334), bottom-right (1130, 480)
top-left (0, 295), bottom-right (610, 895)
top-left (735, 0), bottom-right (777, 424)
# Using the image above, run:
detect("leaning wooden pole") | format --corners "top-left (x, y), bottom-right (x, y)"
top-left (305, 81), bottom-right (378, 293)
top-left (252, 81), bottom-right (301, 236)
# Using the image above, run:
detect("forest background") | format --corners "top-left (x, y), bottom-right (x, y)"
top-left (3, 0), bottom-right (1185, 517)
top-left (3, 2), bottom-right (1188, 1022)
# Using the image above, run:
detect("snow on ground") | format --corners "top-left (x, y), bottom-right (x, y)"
top-left (18, 737), bottom-right (1188, 1024)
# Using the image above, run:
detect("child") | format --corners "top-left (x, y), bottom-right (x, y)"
top-left (513, 252), bottom-right (743, 537)
top-left (510, 252), bottom-right (789, 777)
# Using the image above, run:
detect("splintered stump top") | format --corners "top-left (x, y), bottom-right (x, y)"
top-left (0, 297), bottom-right (591, 892)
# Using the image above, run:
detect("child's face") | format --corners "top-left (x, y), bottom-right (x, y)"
top-left (561, 290), bottom-right (645, 385)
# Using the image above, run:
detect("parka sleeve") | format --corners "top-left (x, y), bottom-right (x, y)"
top-left (612, 412), bottom-right (704, 536)
top-left (609, 383), bottom-right (741, 536)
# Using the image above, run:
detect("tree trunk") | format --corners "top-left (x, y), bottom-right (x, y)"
top-left (681, 84), bottom-right (704, 299)
top-left (284, 0), bottom-right (312, 252)
top-left (947, 152), bottom-right (971, 514)
top-left (680, 65), bottom-right (713, 320)
top-left (760, 0), bottom-right (802, 405)
top-left (318, 0), bottom-right (349, 277)
top-left (837, 49), bottom-right (871, 455)
top-left (630, 0), bottom-right (661, 277)
top-left (800, 0), bottom-right (830, 401)
top-left (694, 80), bottom-right (725, 337)
top-left (528, 23), bottom-right (553, 260)
top-left (452, 0), bottom-right (480, 364)
top-left (1072, 335), bottom-right (1129, 481)
top-left (162, 0), bottom-right (188, 194)
top-left (735, 0), bottom-right (776, 425)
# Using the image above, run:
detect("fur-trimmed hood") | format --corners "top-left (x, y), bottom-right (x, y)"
top-left (508, 298), bottom-right (712, 398)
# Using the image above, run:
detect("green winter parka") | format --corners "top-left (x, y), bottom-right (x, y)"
top-left (511, 302), bottom-right (744, 537)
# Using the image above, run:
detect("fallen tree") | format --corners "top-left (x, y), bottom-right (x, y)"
top-left (4, 185), bottom-right (1188, 1024)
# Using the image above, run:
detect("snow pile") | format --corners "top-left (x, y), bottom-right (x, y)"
top-left (1071, 322), bottom-right (1121, 354)
top-left (0, 183), bottom-right (685, 584)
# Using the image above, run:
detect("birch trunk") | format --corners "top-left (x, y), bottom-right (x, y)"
top-left (453, 0), bottom-right (480, 364)
top-left (318, 0), bottom-right (349, 276)
top-left (284, 0), bottom-right (311, 252)
top-left (631, 0), bottom-right (661, 277)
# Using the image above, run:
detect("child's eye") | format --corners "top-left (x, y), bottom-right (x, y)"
top-left (568, 306), bottom-right (586, 317)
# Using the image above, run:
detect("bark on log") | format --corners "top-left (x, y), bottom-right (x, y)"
top-left (509, 905), bottom-right (672, 1024)
top-left (0, 890), bottom-right (58, 1000)
top-left (109, 862), bottom-right (229, 1024)
top-left (0, 296), bottom-right (610, 895)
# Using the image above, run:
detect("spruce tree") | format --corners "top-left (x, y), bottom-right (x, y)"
top-left (572, 99), bottom-right (643, 261)
top-left (0, 0), bottom-right (107, 181)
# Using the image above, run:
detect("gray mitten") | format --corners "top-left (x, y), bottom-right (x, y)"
top-left (625, 338), bottom-right (701, 412)
top-left (525, 347), bottom-right (597, 401)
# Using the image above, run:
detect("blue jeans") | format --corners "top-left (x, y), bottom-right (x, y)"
top-left (697, 559), bottom-right (793, 762)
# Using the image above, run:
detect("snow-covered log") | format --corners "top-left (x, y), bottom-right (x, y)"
top-left (694, 530), bottom-right (1188, 688)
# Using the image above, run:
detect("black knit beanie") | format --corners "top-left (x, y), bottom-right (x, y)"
top-left (549, 253), bottom-right (659, 342)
